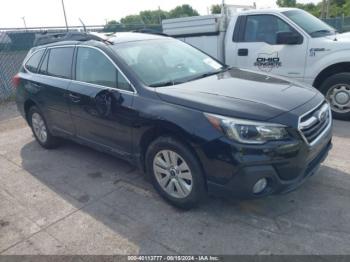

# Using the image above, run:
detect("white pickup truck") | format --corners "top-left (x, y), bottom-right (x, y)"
top-left (162, 6), bottom-right (350, 120)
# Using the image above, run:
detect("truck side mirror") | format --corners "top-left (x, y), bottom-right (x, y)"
top-left (276, 31), bottom-right (303, 45)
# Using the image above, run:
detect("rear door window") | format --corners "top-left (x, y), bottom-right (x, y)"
top-left (25, 49), bottom-right (45, 73)
top-left (47, 47), bottom-right (74, 79)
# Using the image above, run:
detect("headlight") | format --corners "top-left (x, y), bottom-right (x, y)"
top-left (204, 113), bottom-right (288, 144)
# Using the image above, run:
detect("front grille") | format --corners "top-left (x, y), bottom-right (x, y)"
top-left (299, 102), bottom-right (331, 145)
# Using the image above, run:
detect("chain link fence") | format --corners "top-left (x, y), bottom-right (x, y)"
top-left (0, 31), bottom-right (36, 101)
top-left (322, 16), bottom-right (350, 33)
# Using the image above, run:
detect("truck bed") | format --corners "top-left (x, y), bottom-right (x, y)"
top-left (162, 15), bottom-right (226, 62)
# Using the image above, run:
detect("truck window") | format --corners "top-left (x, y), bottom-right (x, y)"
top-left (283, 10), bottom-right (335, 37)
top-left (243, 15), bottom-right (296, 45)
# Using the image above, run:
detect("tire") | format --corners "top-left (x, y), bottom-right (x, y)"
top-left (28, 106), bottom-right (60, 149)
top-left (319, 73), bottom-right (350, 120)
top-left (145, 136), bottom-right (206, 209)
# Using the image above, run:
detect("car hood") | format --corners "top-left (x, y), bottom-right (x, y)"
top-left (322, 32), bottom-right (350, 44)
top-left (337, 32), bottom-right (350, 40)
top-left (155, 68), bottom-right (319, 121)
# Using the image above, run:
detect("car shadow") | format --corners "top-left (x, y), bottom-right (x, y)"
top-left (17, 137), bottom-right (350, 254)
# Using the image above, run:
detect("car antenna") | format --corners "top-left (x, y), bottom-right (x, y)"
top-left (334, 30), bottom-right (338, 41)
top-left (79, 18), bottom-right (87, 32)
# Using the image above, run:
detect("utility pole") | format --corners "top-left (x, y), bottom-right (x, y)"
top-left (326, 0), bottom-right (331, 18)
top-left (221, 0), bottom-right (225, 15)
top-left (158, 6), bottom-right (161, 25)
top-left (321, 0), bottom-right (325, 18)
top-left (61, 0), bottom-right (69, 31)
top-left (21, 16), bottom-right (27, 31)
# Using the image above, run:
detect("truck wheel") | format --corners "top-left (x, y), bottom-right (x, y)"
top-left (145, 136), bottom-right (206, 209)
top-left (320, 73), bottom-right (350, 120)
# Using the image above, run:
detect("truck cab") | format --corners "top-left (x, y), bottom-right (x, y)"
top-left (163, 7), bottom-right (350, 120)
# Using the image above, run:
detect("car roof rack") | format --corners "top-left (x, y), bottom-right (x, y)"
top-left (33, 31), bottom-right (112, 47)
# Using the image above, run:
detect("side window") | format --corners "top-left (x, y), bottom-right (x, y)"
top-left (38, 51), bottom-right (49, 75)
top-left (25, 49), bottom-right (45, 73)
top-left (117, 71), bottom-right (132, 91)
top-left (47, 47), bottom-right (74, 79)
top-left (243, 15), bottom-right (296, 44)
top-left (76, 47), bottom-right (133, 91)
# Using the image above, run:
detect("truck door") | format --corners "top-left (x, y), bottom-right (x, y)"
top-left (230, 14), bottom-right (308, 80)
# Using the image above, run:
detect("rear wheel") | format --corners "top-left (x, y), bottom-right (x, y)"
top-left (28, 106), bottom-right (60, 149)
top-left (146, 136), bottom-right (206, 209)
top-left (320, 73), bottom-right (350, 120)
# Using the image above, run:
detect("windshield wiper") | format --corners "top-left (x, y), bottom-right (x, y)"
top-left (149, 80), bottom-right (183, 87)
top-left (187, 66), bottom-right (231, 82)
top-left (310, 29), bottom-right (333, 36)
top-left (148, 66), bottom-right (232, 87)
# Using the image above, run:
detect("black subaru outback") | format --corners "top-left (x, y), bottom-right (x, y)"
top-left (14, 32), bottom-right (332, 209)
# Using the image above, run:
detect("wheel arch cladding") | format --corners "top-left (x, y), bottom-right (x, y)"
top-left (24, 99), bottom-right (37, 124)
top-left (313, 62), bottom-right (350, 89)
top-left (139, 123), bottom-right (207, 185)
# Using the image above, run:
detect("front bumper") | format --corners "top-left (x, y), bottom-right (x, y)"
top-left (196, 125), bottom-right (332, 199)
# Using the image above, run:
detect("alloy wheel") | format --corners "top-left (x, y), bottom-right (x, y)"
top-left (32, 112), bottom-right (48, 143)
top-left (153, 150), bottom-right (193, 199)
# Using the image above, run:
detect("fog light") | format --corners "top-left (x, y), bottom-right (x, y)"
top-left (253, 178), bottom-right (267, 194)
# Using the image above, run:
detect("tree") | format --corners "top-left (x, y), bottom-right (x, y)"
top-left (139, 10), bottom-right (169, 24)
top-left (277, 0), bottom-right (350, 17)
top-left (296, 2), bottom-right (320, 16)
top-left (120, 14), bottom-right (144, 25)
top-left (276, 0), bottom-right (297, 7)
top-left (210, 4), bottom-right (222, 14)
top-left (104, 4), bottom-right (200, 32)
top-left (103, 20), bottom-right (121, 32)
top-left (168, 4), bottom-right (199, 18)
top-left (334, 0), bottom-right (346, 6)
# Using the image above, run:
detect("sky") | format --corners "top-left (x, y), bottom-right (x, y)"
top-left (0, 0), bottom-right (321, 28)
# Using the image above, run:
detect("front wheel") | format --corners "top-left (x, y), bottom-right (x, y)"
top-left (145, 136), bottom-right (206, 209)
top-left (320, 73), bottom-right (350, 120)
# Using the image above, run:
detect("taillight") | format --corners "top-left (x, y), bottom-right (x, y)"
top-left (12, 74), bottom-right (20, 88)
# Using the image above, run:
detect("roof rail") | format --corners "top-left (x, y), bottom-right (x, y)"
top-left (33, 31), bottom-right (110, 47)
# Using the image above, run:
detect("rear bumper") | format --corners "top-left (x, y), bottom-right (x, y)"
top-left (196, 125), bottom-right (332, 199)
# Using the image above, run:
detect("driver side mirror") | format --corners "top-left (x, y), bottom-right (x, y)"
top-left (276, 31), bottom-right (303, 45)
top-left (94, 89), bottom-right (123, 118)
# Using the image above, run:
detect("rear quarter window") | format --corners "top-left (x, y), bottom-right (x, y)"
top-left (25, 49), bottom-right (45, 73)
top-left (47, 47), bottom-right (74, 79)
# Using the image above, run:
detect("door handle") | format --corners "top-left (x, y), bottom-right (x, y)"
top-left (69, 93), bottom-right (81, 103)
top-left (238, 48), bottom-right (248, 56)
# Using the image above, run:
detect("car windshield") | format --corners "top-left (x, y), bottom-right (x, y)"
top-left (283, 9), bottom-right (335, 37)
top-left (112, 39), bottom-right (225, 87)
